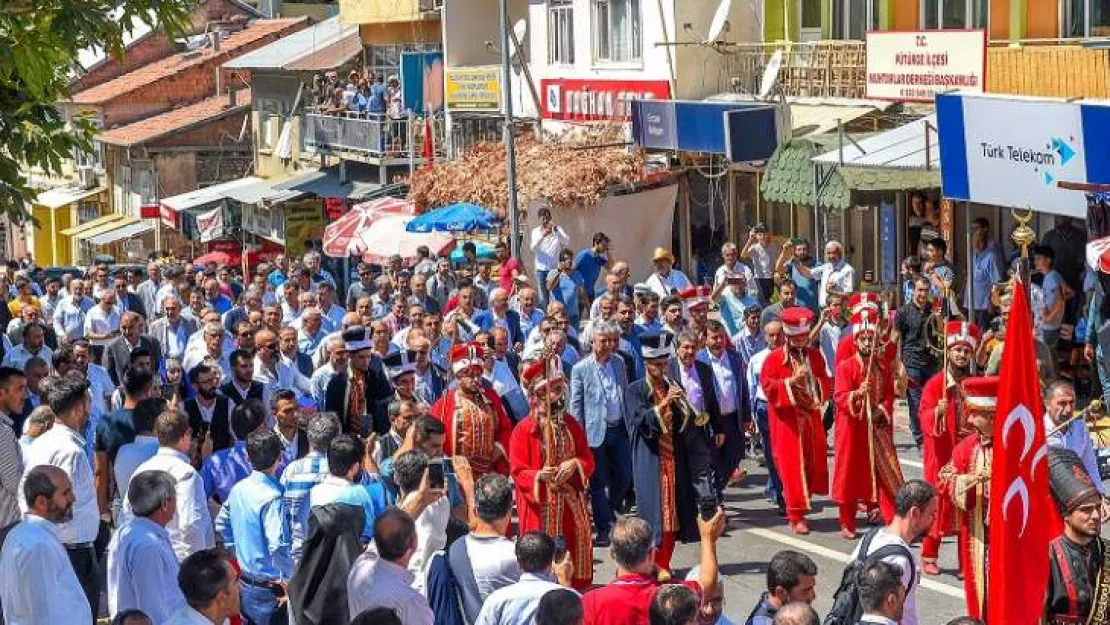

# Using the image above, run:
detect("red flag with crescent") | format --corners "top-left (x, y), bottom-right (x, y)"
top-left (987, 281), bottom-right (1059, 623)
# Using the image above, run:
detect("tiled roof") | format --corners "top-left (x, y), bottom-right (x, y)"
top-left (96, 90), bottom-right (251, 147)
top-left (71, 18), bottom-right (305, 105)
top-left (761, 138), bottom-right (852, 210)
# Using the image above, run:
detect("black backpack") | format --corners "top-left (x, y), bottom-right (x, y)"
top-left (823, 529), bottom-right (917, 625)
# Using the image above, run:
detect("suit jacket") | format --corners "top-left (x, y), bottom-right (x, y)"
top-left (118, 293), bottom-right (147, 319)
top-left (569, 352), bottom-right (630, 448)
top-left (323, 359), bottom-right (392, 436)
top-left (289, 352), bottom-right (314, 378)
top-left (220, 380), bottom-right (265, 406)
top-left (102, 335), bottom-right (164, 386)
top-left (696, 347), bottom-right (750, 421)
top-left (472, 309), bottom-right (523, 346)
top-left (184, 396), bottom-right (233, 452)
top-left (147, 316), bottom-right (198, 361)
top-left (670, 358), bottom-right (726, 438)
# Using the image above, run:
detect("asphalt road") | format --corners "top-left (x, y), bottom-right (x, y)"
top-left (591, 403), bottom-right (971, 624)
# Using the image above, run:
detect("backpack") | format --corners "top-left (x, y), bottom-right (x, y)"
top-left (823, 529), bottom-right (917, 625)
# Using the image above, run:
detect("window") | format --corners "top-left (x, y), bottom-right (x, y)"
top-left (592, 0), bottom-right (642, 64)
top-left (801, 0), bottom-right (822, 29)
top-left (832, 0), bottom-right (879, 39)
top-left (921, 0), bottom-right (987, 29)
top-left (72, 116), bottom-right (104, 171)
top-left (1063, 0), bottom-right (1110, 37)
top-left (548, 0), bottom-right (575, 65)
top-left (366, 43), bottom-right (443, 84)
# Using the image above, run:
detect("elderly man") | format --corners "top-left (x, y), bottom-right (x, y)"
top-left (475, 287), bottom-right (524, 347)
top-left (148, 296), bottom-right (197, 362)
top-left (310, 336), bottom-right (347, 408)
top-left (3, 322), bottom-right (52, 371)
top-left (346, 507), bottom-right (435, 624)
top-left (1044, 381), bottom-right (1106, 498)
top-left (53, 278), bottom-right (90, 342)
top-left (203, 279), bottom-right (233, 316)
top-left (107, 470), bottom-right (187, 622)
top-left (85, 289), bottom-right (121, 349)
top-left (791, 241), bottom-right (855, 308)
top-left (644, 247), bottom-right (693, 300)
top-left (103, 311), bottom-right (162, 386)
top-left (254, 328), bottom-right (312, 401)
top-left (183, 321), bottom-right (230, 379)
top-left (135, 263), bottom-right (163, 320)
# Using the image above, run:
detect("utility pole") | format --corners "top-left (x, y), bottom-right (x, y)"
top-left (498, 0), bottom-right (520, 258)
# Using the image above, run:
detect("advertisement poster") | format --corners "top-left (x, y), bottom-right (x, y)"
top-left (445, 66), bottom-right (501, 111)
top-left (866, 30), bottom-right (985, 102)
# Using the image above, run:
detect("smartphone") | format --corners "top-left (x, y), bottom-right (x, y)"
top-left (552, 535), bottom-right (568, 561)
top-left (699, 499), bottom-right (719, 522)
top-left (427, 460), bottom-right (445, 490)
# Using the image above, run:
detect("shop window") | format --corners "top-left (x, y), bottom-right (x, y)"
top-left (921, 0), bottom-right (987, 29)
top-left (1063, 0), bottom-right (1110, 37)
top-left (831, 0), bottom-right (879, 40)
top-left (592, 0), bottom-right (642, 64)
top-left (548, 0), bottom-right (575, 65)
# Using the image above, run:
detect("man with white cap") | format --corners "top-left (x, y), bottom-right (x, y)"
top-left (759, 307), bottom-right (831, 535)
top-left (323, 325), bottom-right (392, 436)
top-left (644, 248), bottom-right (692, 300)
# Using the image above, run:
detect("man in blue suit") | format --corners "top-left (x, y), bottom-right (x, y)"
top-left (697, 319), bottom-right (751, 493)
top-left (473, 288), bottom-right (523, 349)
top-left (569, 319), bottom-right (631, 546)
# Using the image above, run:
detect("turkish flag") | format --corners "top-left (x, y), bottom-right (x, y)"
top-left (421, 115), bottom-right (434, 168)
top-left (987, 281), bottom-right (1058, 624)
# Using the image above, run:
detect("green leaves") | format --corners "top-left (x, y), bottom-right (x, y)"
top-left (0, 0), bottom-right (195, 221)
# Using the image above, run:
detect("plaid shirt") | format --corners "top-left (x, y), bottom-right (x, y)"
top-left (279, 451), bottom-right (329, 561)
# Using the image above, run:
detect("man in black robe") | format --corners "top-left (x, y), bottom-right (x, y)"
top-left (1046, 447), bottom-right (1109, 625)
top-left (624, 331), bottom-right (716, 578)
top-left (289, 503), bottom-right (366, 625)
top-left (324, 325), bottom-right (392, 435)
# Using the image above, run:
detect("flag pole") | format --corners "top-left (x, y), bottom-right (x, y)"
top-left (1010, 207), bottom-right (1037, 314)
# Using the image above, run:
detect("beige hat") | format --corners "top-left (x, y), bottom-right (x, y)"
top-left (652, 247), bottom-right (674, 263)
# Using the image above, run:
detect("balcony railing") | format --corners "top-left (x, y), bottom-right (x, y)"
top-left (303, 110), bottom-right (446, 161)
top-left (727, 39), bottom-right (1110, 101)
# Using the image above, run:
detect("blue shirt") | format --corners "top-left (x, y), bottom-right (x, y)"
top-left (786, 258), bottom-right (818, 311)
top-left (208, 295), bottom-right (233, 315)
top-left (278, 451), bottom-right (329, 560)
top-left (970, 249), bottom-right (1002, 311)
top-left (550, 271), bottom-right (585, 321)
top-left (369, 84), bottom-right (387, 113)
top-left (1041, 269), bottom-right (1065, 330)
top-left (106, 516), bottom-right (185, 623)
top-left (216, 471), bottom-right (294, 582)
top-left (201, 442), bottom-right (253, 503)
top-left (573, 249), bottom-right (607, 296)
top-left (333, 482), bottom-right (389, 542)
top-left (718, 290), bottom-right (760, 337)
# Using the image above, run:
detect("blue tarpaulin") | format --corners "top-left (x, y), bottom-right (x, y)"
top-left (407, 202), bottom-right (499, 233)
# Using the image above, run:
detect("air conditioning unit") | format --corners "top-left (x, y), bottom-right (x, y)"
top-left (77, 165), bottom-right (97, 190)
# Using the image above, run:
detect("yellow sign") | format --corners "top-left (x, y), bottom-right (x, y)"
top-left (445, 66), bottom-right (501, 111)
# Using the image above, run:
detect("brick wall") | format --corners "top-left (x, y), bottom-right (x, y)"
top-left (196, 153), bottom-right (252, 185)
top-left (149, 111), bottom-right (252, 149)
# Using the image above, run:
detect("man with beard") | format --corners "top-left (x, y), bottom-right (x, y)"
top-left (254, 328), bottom-right (312, 402)
top-left (509, 358), bottom-right (595, 590)
top-left (832, 308), bottom-right (904, 538)
top-left (430, 342), bottom-right (513, 477)
top-left (849, 480), bottom-right (937, 625)
top-left (0, 465), bottom-right (91, 624)
top-left (1045, 448), bottom-right (1110, 624)
top-left (759, 307), bottom-right (830, 535)
top-left (324, 326), bottom-right (392, 436)
top-left (919, 321), bottom-right (980, 575)
top-left (185, 362), bottom-right (233, 457)
top-left (937, 376), bottom-right (998, 620)
top-left (626, 332), bottom-right (717, 577)
top-left (380, 349), bottom-right (423, 417)
top-left (221, 349), bottom-right (265, 407)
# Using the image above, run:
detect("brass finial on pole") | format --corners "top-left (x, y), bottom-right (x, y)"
top-left (1011, 207), bottom-right (1036, 311)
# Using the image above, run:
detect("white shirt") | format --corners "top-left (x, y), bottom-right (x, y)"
top-left (530, 225), bottom-right (570, 271)
top-left (52, 298), bottom-right (87, 340)
top-left (254, 356), bottom-right (312, 400)
top-left (122, 447), bottom-right (216, 560)
top-left (84, 304), bottom-right (121, 344)
top-left (811, 261), bottom-right (856, 307)
top-left (86, 363), bottom-right (115, 418)
top-left (748, 348), bottom-right (771, 403)
top-left (308, 475), bottom-right (350, 509)
top-left (850, 529), bottom-right (919, 625)
top-left (164, 606), bottom-right (220, 625)
top-left (410, 494), bottom-right (450, 593)
top-left (475, 572), bottom-right (572, 625)
top-left (20, 423), bottom-right (99, 543)
top-left (106, 516), bottom-right (186, 623)
top-left (714, 262), bottom-right (760, 299)
top-left (644, 269), bottom-right (692, 299)
top-left (310, 363), bottom-right (338, 407)
top-left (113, 434), bottom-right (159, 497)
top-left (0, 514), bottom-right (92, 624)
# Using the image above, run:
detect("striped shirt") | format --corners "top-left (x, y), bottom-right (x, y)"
top-left (347, 545), bottom-right (434, 625)
top-left (0, 413), bottom-right (22, 528)
top-left (279, 450), bottom-right (329, 561)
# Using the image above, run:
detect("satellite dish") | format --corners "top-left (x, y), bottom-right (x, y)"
top-left (510, 18), bottom-right (527, 61)
top-left (705, 0), bottom-right (731, 43)
top-left (759, 49), bottom-right (784, 99)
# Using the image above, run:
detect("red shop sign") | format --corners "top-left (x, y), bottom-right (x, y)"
top-left (159, 204), bottom-right (179, 228)
top-left (541, 78), bottom-right (671, 121)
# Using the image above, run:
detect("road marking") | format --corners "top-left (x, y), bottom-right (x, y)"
top-left (901, 458), bottom-right (924, 469)
top-left (738, 525), bottom-right (965, 599)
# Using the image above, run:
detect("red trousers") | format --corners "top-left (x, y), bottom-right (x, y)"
top-left (837, 488), bottom-right (896, 533)
top-left (655, 532), bottom-right (677, 572)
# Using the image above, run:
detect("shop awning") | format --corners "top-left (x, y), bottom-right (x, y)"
top-left (73, 216), bottom-right (142, 241)
top-left (160, 178), bottom-right (259, 212)
top-left (789, 104), bottom-right (879, 137)
top-left (34, 186), bottom-right (105, 209)
top-left (83, 220), bottom-right (153, 246)
top-left (59, 213), bottom-right (128, 237)
top-left (761, 136), bottom-right (853, 210)
top-left (220, 174), bottom-right (313, 205)
top-left (278, 162), bottom-right (382, 200)
top-left (812, 115), bottom-right (940, 170)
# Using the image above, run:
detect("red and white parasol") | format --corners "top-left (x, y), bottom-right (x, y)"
top-left (1087, 236), bottom-right (1110, 274)
top-left (321, 197), bottom-right (415, 258)
top-left (357, 214), bottom-right (455, 266)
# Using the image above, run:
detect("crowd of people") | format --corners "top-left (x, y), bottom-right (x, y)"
top-left (0, 206), bottom-right (1105, 625)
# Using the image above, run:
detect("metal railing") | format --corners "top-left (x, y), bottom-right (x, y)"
top-left (303, 110), bottom-right (446, 160)
top-left (727, 41), bottom-right (868, 99)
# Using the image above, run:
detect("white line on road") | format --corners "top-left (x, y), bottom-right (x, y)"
top-left (900, 458), bottom-right (924, 469)
top-left (738, 525), bottom-right (965, 599)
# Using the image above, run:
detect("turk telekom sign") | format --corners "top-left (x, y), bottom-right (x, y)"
top-left (865, 30), bottom-right (986, 102)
